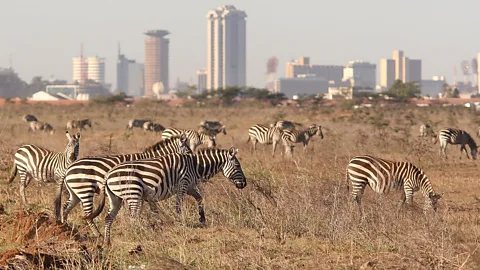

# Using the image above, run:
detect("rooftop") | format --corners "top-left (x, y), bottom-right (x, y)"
top-left (144, 30), bottom-right (170, 37)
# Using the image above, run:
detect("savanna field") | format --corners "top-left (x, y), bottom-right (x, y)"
top-left (1, 100), bottom-right (480, 269)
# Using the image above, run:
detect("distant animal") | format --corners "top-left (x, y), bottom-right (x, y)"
top-left (199, 120), bottom-right (223, 130)
top-left (126, 119), bottom-right (152, 131)
top-left (345, 155), bottom-right (441, 215)
top-left (29, 121), bottom-right (55, 135)
top-left (435, 128), bottom-right (478, 159)
top-left (162, 128), bottom-right (216, 152)
top-left (143, 121), bottom-right (165, 134)
top-left (62, 135), bottom-right (191, 235)
top-left (8, 131), bottom-right (81, 220)
top-left (98, 148), bottom-right (247, 246)
top-left (67, 119), bottom-right (92, 131)
top-left (282, 124), bottom-right (323, 155)
top-left (199, 120), bottom-right (227, 136)
top-left (247, 124), bottom-right (283, 156)
top-left (22, 114), bottom-right (38, 123)
top-left (419, 124), bottom-right (433, 137)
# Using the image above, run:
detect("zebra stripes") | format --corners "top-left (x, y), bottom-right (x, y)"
top-left (281, 124), bottom-right (323, 154)
top-left (247, 124), bottom-right (282, 156)
top-left (162, 127), bottom-right (216, 152)
top-left (436, 128), bottom-right (478, 159)
top-left (95, 148), bottom-right (246, 246)
top-left (345, 155), bottom-right (441, 214)
top-left (419, 124), bottom-right (430, 137)
top-left (62, 135), bottom-right (192, 235)
top-left (8, 131), bottom-right (81, 220)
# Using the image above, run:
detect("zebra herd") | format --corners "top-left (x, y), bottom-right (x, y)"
top-left (8, 115), bottom-right (480, 247)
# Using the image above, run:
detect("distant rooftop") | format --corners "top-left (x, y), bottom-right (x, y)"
top-left (144, 30), bottom-right (170, 37)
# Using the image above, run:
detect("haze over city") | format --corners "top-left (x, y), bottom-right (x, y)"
top-left (2, 0), bottom-right (479, 89)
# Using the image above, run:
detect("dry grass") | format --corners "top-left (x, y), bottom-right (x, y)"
top-left (1, 102), bottom-right (480, 269)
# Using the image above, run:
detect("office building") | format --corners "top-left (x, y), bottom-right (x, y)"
top-left (274, 74), bottom-right (329, 98)
top-left (379, 50), bottom-right (422, 90)
top-left (144, 29), bottom-right (170, 97)
top-left (379, 58), bottom-right (395, 90)
top-left (342, 61), bottom-right (376, 89)
top-left (285, 57), bottom-right (344, 85)
top-left (206, 5), bottom-right (247, 90)
top-left (72, 56), bottom-right (105, 84)
top-left (197, 68), bottom-right (207, 93)
top-left (117, 50), bottom-right (144, 97)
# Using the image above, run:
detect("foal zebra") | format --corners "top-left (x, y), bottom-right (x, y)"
top-left (8, 131), bottom-right (81, 220)
top-left (247, 124), bottom-right (283, 156)
top-left (435, 128), bottom-right (478, 159)
top-left (162, 127), bottom-right (216, 152)
top-left (346, 155), bottom-right (442, 215)
top-left (97, 148), bottom-right (247, 246)
top-left (62, 135), bottom-right (191, 235)
top-left (281, 124), bottom-right (323, 154)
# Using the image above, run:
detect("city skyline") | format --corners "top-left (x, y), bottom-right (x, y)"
top-left (1, 0), bottom-right (479, 89)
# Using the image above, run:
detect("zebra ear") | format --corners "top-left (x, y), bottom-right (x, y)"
top-left (66, 131), bottom-right (72, 140)
top-left (229, 147), bottom-right (239, 158)
top-left (76, 132), bottom-right (81, 139)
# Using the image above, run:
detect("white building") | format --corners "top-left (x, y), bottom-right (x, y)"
top-left (206, 5), bottom-right (247, 90)
top-left (379, 58), bottom-right (395, 90)
top-left (72, 56), bottom-right (105, 84)
top-left (197, 68), bottom-right (207, 93)
top-left (342, 61), bottom-right (376, 89)
top-left (274, 75), bottom-right (329, 98)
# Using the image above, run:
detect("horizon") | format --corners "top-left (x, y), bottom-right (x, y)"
top-left (1, 0), bottom-right (479, 89)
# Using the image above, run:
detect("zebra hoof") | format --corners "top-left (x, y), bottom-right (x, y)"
top-left (199, 217), bottom-right (206, 225)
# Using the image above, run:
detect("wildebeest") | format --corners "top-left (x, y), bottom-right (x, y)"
top-left (126, 119), bottom-right (152, 131)
top-left (23, 114), bottom-right (38, 123)
top-left (199, 120), bottom-right (227, 135)
top-left (29, 121), bottom-right (55, 135)
top-left (143, 121), bottom-right (165, 134)
top-left (66, 119), bottom-right (92, 131)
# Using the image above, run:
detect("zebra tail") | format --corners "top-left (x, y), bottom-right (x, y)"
top-left (432, 135), bottom-right (438, 144)
top-left (7, 165), bottom-right (17, 184)
top-left (345, 167), bottom-right (349, 191)
top-left (83, 187), bottom-right (106, 220)
top-left (247, 136), bottom-right (251, 143)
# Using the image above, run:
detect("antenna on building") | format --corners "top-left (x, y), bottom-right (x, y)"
top-left (80, 43), bottom-right (87, 84)
top-left (118, 42), bottom-right (121, 56)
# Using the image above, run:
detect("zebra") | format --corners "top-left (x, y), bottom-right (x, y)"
top-left (162, 127), bottom-right (216, 152)
top-left (28, 121), bottom-right (55, 135)
top-left (96, 147), bottom-right (247, 246)
top-left (23, 114), bottom-right (38, 123)
top-left (281, 124), bottom-right (323, 154)
top-left (435, 128), bottom-right (478, 159)
top-left (143, 121), bottom-right (165, 134)
top-left (345, 155), bottom-right (442, 215)
top-left (270, 120), bottom-right (299, 131)
top-left (62, 135), bottom-right (192, 236)
top-left (419, 124), bottom-right (433, 137)
top-left (67, 119), bottom-right (92, 131)
top-left (247, 124), bottom-right (283, 156)
top-left (8, 131), bottom-right (81, 220)
top-left (126, 119), bottom-right (152, 131)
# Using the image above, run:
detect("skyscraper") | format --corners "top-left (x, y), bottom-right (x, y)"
top-left (144, 30), bottom-right (170, 97)
top-left (72, 56), bottom-right (105, 84)
top-left (197, 68), bottom-right (207, 93)
top-left (379, 58), bottom-right (395, 89)
top-left (206, 5), bottom-right (247, 90)
top-left (117, 49), bottom-right (144, 97)
top-left (379, 50), bottom-right (421, 90)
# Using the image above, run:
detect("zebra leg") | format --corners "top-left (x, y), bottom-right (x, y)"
top-left (397, 191), bottom-right (407, 211)
top-left (351, 183), bottom-right (366, 216)
top-left (272, 141), bottom-right (278, 156)
top-left (252, 140), bottom-right (257, 152)
top-left (62, 194), bottom-right (80, 224)
top-left (53, 181), bottom-right (63, 223)
top-left (175, 182), bottom-right (190, 222)
top-left (148, 200), bottom-right (160, 216)
top-left (104, 188), bottom-right (122, 247)
top-left (404, 187), bottom-right (414, 206)
top-left (187, 187), bottom-right (205, 224)
top-left (19, 172), bottom-right (29, 205)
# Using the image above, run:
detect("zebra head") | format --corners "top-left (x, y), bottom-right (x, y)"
top-left (471, 146), bottom-right (478, 160)
top-left (309, 124), bottom-right (324, 139)
top-left (428, 193), bottom-right (442, 212)
top-left (175, 134), bottom-right (193, 155)
top-left (65, 131), bottom-right (81, 161)
top-left (222, 147), bottom-right (247, 189)
top-left (202, 134), bottom-right (216, 149)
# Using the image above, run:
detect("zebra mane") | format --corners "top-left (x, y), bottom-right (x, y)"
top-left (143, 136), bottom-right (182, 152)
top-left (195, 148), bottom-right (234, 157)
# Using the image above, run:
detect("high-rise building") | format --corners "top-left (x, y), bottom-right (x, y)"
top-left (285, 57), bottom-right (344, 85)
top-left (379, 59), bottom-right (395, 90)
top-left (144, 30), bottom-right (170, 97)
top-left (342, 61), bottom-right (376, 89)
top-left (206, 5), bottom-right (247, 90)
top-left (72, 56), bottom-right (105, 84)
top-left (379, 50), bottom-right (421, 90)
top-left (117, 49), bottom-right (144, 97)
top-left (197, 68), bottom-right (207, 93)
top-left (477, 53), bottom-right (480, 93)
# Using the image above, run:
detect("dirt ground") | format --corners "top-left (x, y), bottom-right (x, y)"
top-left (1, 101), bottom-right (480, 269)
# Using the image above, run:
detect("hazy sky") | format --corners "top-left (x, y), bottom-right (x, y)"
top-left (1, 0), bottom-right (479, 89)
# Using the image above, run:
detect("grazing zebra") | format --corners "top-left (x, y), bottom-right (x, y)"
top-left (126, 119), bottom-right (152, 131)
top-left (435, 128), bottom-right (478, 159)
top-left (281, 124), bottom-right (324, 154)
top-left (97, 148), bottom-right (247, 246)
top-left (8, 131), bottom-right (81, 220)
top-left (28, 121), bottom-right (55, 135)
top-left (162, 127), bottom-right (216, 152)
top-left (345, 155), bottom-right (442, 215)
top-left (247, 124), bottom-right (283, 156)
top-left (67, 119), bottom-right (92, 131)
top-left (62, 135), bottom-right (191, 235)
top-left (143, 121), bottom-right (165, 134)
top-left (23, 114), bottom-right (38, 123)
top-left (270, 120), bottom-right (299, 131)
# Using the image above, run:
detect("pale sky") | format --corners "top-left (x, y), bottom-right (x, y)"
top-left (1, 0), bottom-right (479, 89)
